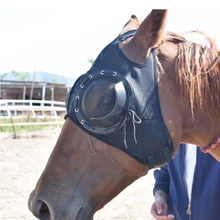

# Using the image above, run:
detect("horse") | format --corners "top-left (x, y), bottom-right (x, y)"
top-left (28, 10), bottom-right (220, 220)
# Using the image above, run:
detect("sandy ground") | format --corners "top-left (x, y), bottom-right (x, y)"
top-left (0, 128), bottom-right (155, 220)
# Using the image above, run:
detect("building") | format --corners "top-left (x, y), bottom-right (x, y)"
top-left (0, 80), bottom-right (71, 102)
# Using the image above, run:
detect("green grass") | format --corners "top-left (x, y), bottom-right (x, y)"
top-left (0, 117), bottom-right (64, 133)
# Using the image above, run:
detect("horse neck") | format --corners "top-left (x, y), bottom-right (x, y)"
top-left (181, 108), bottom-right (220, 148)
top-left (156, 41), bottom-right (220, 149)
top-left (179, 52), bottom-right (220, 147)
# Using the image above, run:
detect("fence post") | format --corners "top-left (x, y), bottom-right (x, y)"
top-left (8, 111), bottom-right (17, 139)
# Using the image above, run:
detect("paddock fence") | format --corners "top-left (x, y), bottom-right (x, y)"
top-left (0, 99), bottom-right (66, 132)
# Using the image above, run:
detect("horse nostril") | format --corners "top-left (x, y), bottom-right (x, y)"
top-left (32, 200), bottom-right (50, 219)
top-left (39, 201), bottom-right (50, 219)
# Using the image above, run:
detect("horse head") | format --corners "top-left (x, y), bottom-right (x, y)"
top-left (28, 10), bottom-right (220, 220)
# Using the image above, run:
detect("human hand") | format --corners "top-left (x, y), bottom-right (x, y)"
top-left (150, 196), bottom-right (174, 220)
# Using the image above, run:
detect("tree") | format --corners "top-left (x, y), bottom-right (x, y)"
top-left (53, 77), bottom-right (60, 84)
top-left (12, 70), bottom-right (29, 81)
top-left (88, 58), bottom-right (95, 65)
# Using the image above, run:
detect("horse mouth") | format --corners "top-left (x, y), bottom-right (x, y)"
top-left (74, 206), bottom-right (94, 220)
top-left (34, 207), bottom-right (94, 220)
top-left (29, 198), bottom-right (94, 220)
top-left (37, 205), bottom-right (94, 220)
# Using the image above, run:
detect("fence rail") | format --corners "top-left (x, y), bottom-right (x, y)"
top-left (0, 99), bottom-right (66, 138)
top-left (0, 121), bottom-right (64, 127)
top-left (0, 99), bottom-right (66, 119)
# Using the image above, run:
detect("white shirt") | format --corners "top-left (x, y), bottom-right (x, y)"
top-left (184, 144), bottom-right (197, 203)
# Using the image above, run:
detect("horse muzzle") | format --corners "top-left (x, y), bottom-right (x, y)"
top-left (28, 190), bottom-right (94, 220)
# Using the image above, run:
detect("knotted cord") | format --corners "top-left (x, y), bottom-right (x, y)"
top-left (123, 109), bottom-right (142, 148)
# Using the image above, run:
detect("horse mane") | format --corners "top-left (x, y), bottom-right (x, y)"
top-left (163, 31), bottom-right (220, 119)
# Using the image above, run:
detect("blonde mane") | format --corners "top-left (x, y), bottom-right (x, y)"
top-left (164, 31), bottom-right (220, 118)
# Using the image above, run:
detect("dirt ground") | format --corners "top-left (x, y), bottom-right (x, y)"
top-left (0, 127), bottom-right (155, 220)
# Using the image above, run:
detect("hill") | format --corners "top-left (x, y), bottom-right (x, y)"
top-left (0, 71), bottom-right (75, 86)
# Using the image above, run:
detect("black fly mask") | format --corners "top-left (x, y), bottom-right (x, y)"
top-left (66, 30), bottom-right (173, 168)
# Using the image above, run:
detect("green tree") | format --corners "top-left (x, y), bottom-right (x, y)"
top-left (53, 77), bottom-right (60, 84)
top-left (88, 58), bottom-right (95, 65)
top-left (12, 70), bottom-right (29, 81)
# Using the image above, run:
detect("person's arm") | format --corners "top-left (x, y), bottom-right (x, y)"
top-left (153, 165), bottom-right (170, 195)
top-left (150, 165), bottom-right (174, 220)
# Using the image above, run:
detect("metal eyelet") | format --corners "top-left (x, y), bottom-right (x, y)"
top-left (100, 70), bottom-right (104, 75)
top-left (112, 72), bottom-right (117, 76)
top-left (75, 96), bottom-right (79, 100)
top-left (75, 108), bottom-right (79, 112)
top-left (80, 84), bottom-right (84, 88)
top-left (81, 120), bottom-right (85, 124)
top-left (88, 75), bottom-right (92, 79)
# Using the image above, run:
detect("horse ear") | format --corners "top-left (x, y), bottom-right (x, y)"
top-left (119, 15), bottom-right (141, 35)
top-left (132, 10), bottom-right (168, 57)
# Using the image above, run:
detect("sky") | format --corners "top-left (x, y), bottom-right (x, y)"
top-left (0, 0), bottom-right (219, 78)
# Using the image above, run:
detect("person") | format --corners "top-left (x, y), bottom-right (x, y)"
top-left (150, 143), bottom-right (220, 220)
